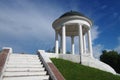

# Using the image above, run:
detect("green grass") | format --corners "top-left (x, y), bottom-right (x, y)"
top-left (51, 58), bottom-right (120, 80)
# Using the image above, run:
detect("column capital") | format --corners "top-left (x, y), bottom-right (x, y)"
top-left (61, 24), bottom-right (65, 27)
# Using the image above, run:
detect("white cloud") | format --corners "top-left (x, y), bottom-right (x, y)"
top-left (91, 26), bottom-right (100, 42)
top-left (115, 46), bottom-right (120, 53)
top-left (0, 2), bottom-right (53, 39)
top-left (93, 44), bottom-right (104, 59)
top-left (91, 25), bottom-right (103, 59)
top-left (0, 0), bottom-right (65, 52)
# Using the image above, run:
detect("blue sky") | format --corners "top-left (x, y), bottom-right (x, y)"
top-left (0, 0), bottom-right (120, 58)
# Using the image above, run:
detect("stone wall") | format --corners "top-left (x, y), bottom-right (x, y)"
top-left (44, 52), bottom-right (116, 74)
top-left (0, 49), bottom-right (10, 79)
top-left (0, 49), bottom-right (9, 72)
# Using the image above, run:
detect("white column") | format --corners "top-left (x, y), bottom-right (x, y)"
top-left (62, 25), bottom-right (66, 54)
top-left (87, 30), bottom-right (93, 57)
top-left (60, 36), bottom-right (62, 53)
top-left (78, 24), bottom-right (83, 63)
top-left (55, 31), bottom-right (59, 54)
top-left (71, 36), bottom-right (75, 55)
top-left (83, 34), bottom-right (86, 54)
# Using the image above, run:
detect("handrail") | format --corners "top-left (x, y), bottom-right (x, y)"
top-left (0, 48), bottom-right (12, 80)
top-left (37, 50), bottom-right (65, 80)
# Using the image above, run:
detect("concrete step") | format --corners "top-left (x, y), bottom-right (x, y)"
top-left (8, 60), bottom-right (40, 62)
top-left (10, 54), bottom-right (38, 57)
top-left (9, 59), bottom-right (40, 62)
top-left (2, 53), bottom-right (49, 80)
top-left (10, 54), bottom-right (38, 56)
top-left (5, 67), bottom-right (45, 72)
top-left (9, 57), bottom-right (39, 59)
top-left (4, 71), bottom-right (47, 77)
top-left (7, 61), bottom-right (42, 65)
top-left (8, 57), bottom-right (40, 59)
top-left (9, 55), bottom-right (39, 58)
top-left (3, 75), bottom-right (49, 80)
top-left (7, 62), bottom-right (42, 65)
top-left (6, 64), bottom-right (43, 68)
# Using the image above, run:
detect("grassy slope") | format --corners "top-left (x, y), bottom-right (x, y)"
top-left (51, 58), bottom-right (120, 80)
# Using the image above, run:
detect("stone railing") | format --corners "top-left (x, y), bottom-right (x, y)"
top-left (37, 50), bottom-right (65, 80)
top-left (0, 47), bottom-right (12, 80)
top-left (43, 52), bottom-right (116, 75)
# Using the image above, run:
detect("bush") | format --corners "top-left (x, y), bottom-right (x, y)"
top-left (100, 50), bottom-right (120, 73)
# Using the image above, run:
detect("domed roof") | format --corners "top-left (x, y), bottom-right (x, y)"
top-left (59, 11), bottom-right (87, 18)
top-left (52, 11), bottom-right (92, 29)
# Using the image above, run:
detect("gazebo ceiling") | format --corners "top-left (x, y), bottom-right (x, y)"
top-left (58, 24), bottom-right (88, 36)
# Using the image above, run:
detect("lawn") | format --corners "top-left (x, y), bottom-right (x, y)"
top-left (51, 58), bottom-right (120, 80)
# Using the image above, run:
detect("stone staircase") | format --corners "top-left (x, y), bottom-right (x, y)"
top-left (2, 53), bottom-right (49, 80)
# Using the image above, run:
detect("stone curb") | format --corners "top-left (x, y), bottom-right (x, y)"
top-left (38, 50), bottom-right (65, 80)
top-left (0, 47), bottom-right (12, 80)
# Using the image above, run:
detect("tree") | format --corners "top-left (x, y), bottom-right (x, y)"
top-left (100, 50), bottom-right (120, 73)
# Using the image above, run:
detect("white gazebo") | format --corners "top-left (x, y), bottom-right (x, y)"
top-left (52, 11), bottom-right (93, 58)
top-left (51, 11), bottom-right (116, 74)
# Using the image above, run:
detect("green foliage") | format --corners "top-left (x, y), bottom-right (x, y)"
top-left (100, 50), bottom-right (120, 73)
top-left (51, 58), bottom-right (120, 80)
